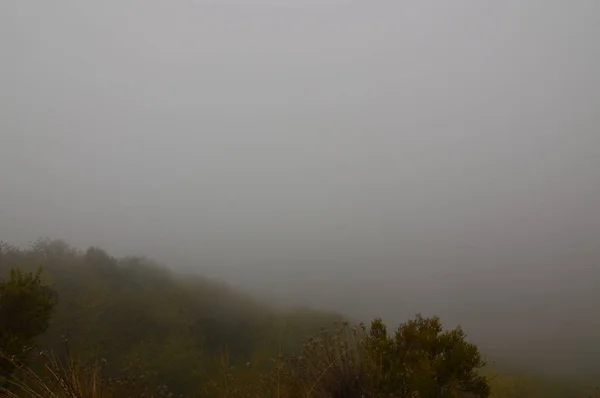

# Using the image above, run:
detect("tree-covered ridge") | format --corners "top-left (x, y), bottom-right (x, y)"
top-left (0, 239), bottom-right (350, 394)
top-left (0, 239), bottom-right (597, 397)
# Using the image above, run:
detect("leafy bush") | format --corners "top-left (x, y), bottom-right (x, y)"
top-left (207, 316), bottom-right (490, 397)
top-left (0, 267), bottom-right (58, 383)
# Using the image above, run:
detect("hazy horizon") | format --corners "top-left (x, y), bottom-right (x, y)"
top-left (2, 1), bottom-right (599, 375)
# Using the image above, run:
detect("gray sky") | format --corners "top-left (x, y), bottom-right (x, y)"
top-left (2, 1), bottom-right (600, 372)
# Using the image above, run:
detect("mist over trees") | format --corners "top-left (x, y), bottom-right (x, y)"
top-left (2, 1), bottom-right (600, 397)
top-left (0, 239), bottom-right (598, 397)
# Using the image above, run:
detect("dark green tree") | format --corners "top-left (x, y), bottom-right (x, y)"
top-left (0, 268), bottom-right (58, 380)
top-left (368, 314), bottom-right (490, 397)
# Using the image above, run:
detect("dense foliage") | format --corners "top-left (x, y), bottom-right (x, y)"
top-left (365, 316), bottom-right (489, 397)
top-left (0, 239), bottom-right (597, 397)
top-left (0, 267), bottom-right (58, 383)
top-left (0, 239), bottom-right (347, 395)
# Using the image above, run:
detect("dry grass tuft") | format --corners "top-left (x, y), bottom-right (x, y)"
top-left (0, 347), bottom-right (171, 398)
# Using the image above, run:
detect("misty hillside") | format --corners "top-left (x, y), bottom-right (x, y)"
top-left (1, 239), bottom-right (598, 397)
top-left (0, 239), bottom-right (347, 395)
top-left (2, 0), bottom-right (600, 396)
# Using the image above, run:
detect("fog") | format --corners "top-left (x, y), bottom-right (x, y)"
top-left (2, 1), bottom-right (599, 374)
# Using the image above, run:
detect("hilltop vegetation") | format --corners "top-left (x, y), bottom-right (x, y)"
top-left (0, 239), bottom-right (597, 397)
top-left (0, 239), bottom-right (348, 394)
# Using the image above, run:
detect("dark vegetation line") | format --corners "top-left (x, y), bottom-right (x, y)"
top-left (0, 239), bottom-right (597, 397)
